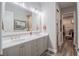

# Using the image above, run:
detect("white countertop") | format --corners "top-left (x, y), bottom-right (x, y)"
top-left (2, 32), bottom-right (48, 49)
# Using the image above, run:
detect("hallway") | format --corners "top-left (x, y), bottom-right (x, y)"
top-left (58, 39), bottom-right (76, 56)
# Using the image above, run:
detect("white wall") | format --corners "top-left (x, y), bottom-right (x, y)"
top-left (41, 2), bottom-right (57, 53)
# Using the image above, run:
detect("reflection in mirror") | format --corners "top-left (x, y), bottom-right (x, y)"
top-left (2, 2), bottom-right (41, 33)
top-left (14, 20), bottom-right (27, 30)
top-left (27, 15), bottom-right (32, 31)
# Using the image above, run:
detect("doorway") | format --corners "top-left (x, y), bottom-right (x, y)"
top-left (57, 2), bottom-right (77, 56)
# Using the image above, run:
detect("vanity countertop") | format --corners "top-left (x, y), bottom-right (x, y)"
top-left (2, 32), bottom-right (48, 49)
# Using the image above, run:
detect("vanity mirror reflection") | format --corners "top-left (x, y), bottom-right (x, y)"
top-left (2, 2), bottom-right (42, 35)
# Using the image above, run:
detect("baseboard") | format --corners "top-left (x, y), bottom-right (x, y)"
top-left (48, 48), bottom-right (57, 53)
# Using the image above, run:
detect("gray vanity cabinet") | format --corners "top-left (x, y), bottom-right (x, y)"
top-left (31, 39), bottom-right (44, 56)
top-left (3, 36), bottom-right (48, 56)
top-left (3, 42), bottom-right (32, 56)
top-left (16, 42), bottom-right (31, 56)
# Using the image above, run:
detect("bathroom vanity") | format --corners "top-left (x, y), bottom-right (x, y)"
top-left (2, 32), bottom-right (48, 56)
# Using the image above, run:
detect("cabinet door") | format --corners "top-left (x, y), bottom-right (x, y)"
top-left (31, 40), bottom-right (38, 56)
top-left (3, 49), bottom-right (8, 56)
top-left (37, 38), bottom-right (44, 56)
top-left (24, 42), bottom-right (31, 56)
top-left (43, 36), bottom-right (48, 51)
top-left (3, 46), bottom-right (19, 56)
top-left (19, 44), bottom-right (25, 56)
top-left (19, 42), bottom-right (32, 56)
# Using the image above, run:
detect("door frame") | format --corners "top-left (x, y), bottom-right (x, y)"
top-left (62, 11), bottom-right (77, 44)
top-left (56, 3), bottom-right (77, 55)
top-left (61, 11), bottom-right (77, 52)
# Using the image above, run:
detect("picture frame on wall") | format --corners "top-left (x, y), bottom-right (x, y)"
top-left (14, 19), bottom-right (27, 30)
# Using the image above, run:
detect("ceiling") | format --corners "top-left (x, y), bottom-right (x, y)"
top-left (58, 2), bottom-right (76, 8)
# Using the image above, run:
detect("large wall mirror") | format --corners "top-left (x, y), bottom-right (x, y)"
top-left (2, 2), bottom-right (42, 33)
